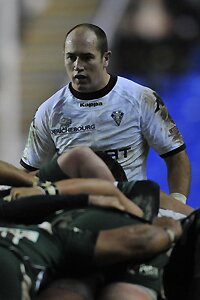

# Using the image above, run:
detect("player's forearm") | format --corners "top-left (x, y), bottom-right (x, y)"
top-left (0, 161), bottom-right (34, 187)
top-left (56, 178), bottom-right (118, 196)
top-left (165, 150), bottom-right (191, 197)
top-left (56, 178), bottom-right (143, 217)
top-left (160, 191), bottom-right (194, 215)
top-left (9, 179), bottom-right (143, 217)
top-left (0, 194), bottom-right (89, 224)
top-left (94, 223), bottom-right (181, 266)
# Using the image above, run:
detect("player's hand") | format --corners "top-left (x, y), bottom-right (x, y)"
top-left (153, 216), bottom-right (183, 241)
top-left (88, 194), bottom-right (143, 217)
top-left (10, 186), bottom-right (45, 200)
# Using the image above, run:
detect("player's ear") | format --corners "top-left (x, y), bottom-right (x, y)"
top-left (103, 51), bottom-right (111, 67)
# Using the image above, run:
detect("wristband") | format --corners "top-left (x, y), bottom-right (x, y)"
top-left (33, 176), bottom-right (59, 195)
top-left (164, 228), bottom-right (176, 244)
top-left (38, 181), bottom-right (59, 195)
top-left (170, 192), bottom-right (187, 204)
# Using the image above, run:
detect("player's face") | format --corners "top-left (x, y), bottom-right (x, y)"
top-left (64, 28), bottom-right (110, 92)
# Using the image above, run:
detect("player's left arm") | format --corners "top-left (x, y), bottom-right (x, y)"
top-left (10, 178), bottom-right (143, 217)
top-left (141, 90), bottom-right (191, 203)
top-left (164, 150), bottom-right (191, 202)
top-left (160, 189), bottom-right (194, 215)
top-left (0, 160), bottom-right (34, 187)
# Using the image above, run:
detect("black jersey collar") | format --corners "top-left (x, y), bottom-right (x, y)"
top-left (69, 75), bottom-right (117, 100)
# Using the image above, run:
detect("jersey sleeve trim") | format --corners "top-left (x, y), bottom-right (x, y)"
top-left (160, 144), bottom-right (186, 158)
top-left (20, 159), bottom-right (38, 171)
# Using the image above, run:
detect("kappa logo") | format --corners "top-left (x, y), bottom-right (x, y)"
top-left (80, 102), bottom-right (103, 108)
top-left (111, 111), bottom-right (124, 126)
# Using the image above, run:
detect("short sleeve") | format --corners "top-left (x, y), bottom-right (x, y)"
top-left (140, 89), bottom-right (185, 156)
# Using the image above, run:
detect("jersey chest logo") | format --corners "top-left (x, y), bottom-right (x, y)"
top-left (60, 117), bottom-right (72, 126)
top-left (111, 111), bottom-right (124, 126)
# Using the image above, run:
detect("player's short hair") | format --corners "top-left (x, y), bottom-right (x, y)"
top-left (95, 151), bottom-right (127, 181)
top-left (64, 23), bottom-right (108, 56)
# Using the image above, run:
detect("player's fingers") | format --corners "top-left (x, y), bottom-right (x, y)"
top-left (108, 197), bottom-right (125, 211)
top-left (10, 189), bottom-right (19, 200)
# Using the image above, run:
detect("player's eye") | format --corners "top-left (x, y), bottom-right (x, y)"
top-left (81, 54), bottom-right (94, 61)
top-left (66, 54), bottom-right (76, 62)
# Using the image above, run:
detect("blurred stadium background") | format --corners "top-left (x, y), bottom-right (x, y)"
top-left (0, 0), bottom-right (199, 207)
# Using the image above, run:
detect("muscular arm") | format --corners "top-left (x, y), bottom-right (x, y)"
top-left (164, 150), bottom-right (191, 198)
top-left (0, 185), bottom-right (138, 224)
top-left (51, 178), bottom-right (143, 217)
top-left (10, 178), bottom-right (143, 217)
top-left (57, 178), bottom-right (194, 216)
top-left (0, 194), bottom-right (89, 224)
top-left (0, 161), bottom-right (34, 187)
top-left (94, 217), bottom-right (182, 265)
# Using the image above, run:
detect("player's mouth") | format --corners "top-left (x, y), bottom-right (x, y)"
top-left (74, 74), bottom-right (87, 81)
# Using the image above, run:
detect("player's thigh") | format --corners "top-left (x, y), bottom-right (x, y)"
top-left (98, 282), bottom-right (157, 300)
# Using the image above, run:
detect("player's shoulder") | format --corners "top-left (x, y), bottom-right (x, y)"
top-left (45, 85), bottom-right (69, 106)
top-left (116, 76), bottom-right (154, 101)
top-left (36, 84), bottom-right (71, 113)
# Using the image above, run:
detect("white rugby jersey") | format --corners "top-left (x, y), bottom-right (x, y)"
top-left (21, 75), bottom-right (185, 180)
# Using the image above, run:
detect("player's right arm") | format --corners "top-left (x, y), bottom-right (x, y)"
top-left (94, 216), bottom-right (182, 265)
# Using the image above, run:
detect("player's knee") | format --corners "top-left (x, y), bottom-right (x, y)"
top-left (70, 146), bottom-right (93, 161)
